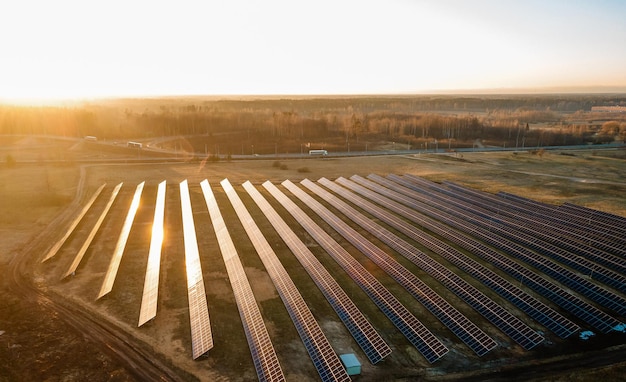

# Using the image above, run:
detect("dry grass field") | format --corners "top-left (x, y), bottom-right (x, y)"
top-left (1, 137), bottom-right (626, 381)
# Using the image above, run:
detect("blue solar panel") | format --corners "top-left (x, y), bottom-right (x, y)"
top-left (218, 179), bottom-right (349, 382)
top-left (263, 181), bottom-right (448, 364)
top-left (439, 179), bottom-right (626, 259)
top-left (340, 175), bottom-right (621, 334)
top-left (202, 180), bottom-right (285, 382)
top-left (303, 178), bottom-right (545, 350)
top-left (287, 180), bottom-right (500, 355)
top-left (242, 180), bottom-right (392, 364)
top-left (396, 174), bottom-right (626, 293)
top-left (368, 174), bottom-right (626, 318)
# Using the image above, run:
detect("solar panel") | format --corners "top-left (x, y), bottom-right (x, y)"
top-left (219, 179), bottom-right (348, 382)
top-left (319, 177), bottom-right (579, 339)
top-left (98, 182), bottom-right (145, 299)
top-left (395, 174), bottom-right (626, 294)
top-left (42, 183), bottom-right (106, 262)
top-left (262, 181), bottom-right (448, 364)
top-left (138, 180), bottom-right (166, 327)
top-left (341, 175), bottom-right (621, 334)
top-left (437, 179), bottom-right (626, 260)
top-left (374, 174), bottom-right (626, 317)
top-left (62, 183), bottom-right (123, 279)
top-left (242, 180), bottom-right (392, 364)
top-left (287, 180), bottom-right (502, 355)
top-left (180, 180), bottom-right (213, 359)
top-left (560, 202), bottom-right (626, 236)
top-left (201, 179), bottom-right (285, 382)
top-left (302, 179), bottom-right (544, 350)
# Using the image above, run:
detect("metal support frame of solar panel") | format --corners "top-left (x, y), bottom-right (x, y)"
top-left (284, 180), bottom-right (499, 356)
top-left (402, 175), bottom-right (626, 271)
top-left (321, 177), bottom-right (579, 340)
top-left (369, 174), bottom-right (626, 317)
top-left (62, 183), bottom-right (123, 279)
top-left (98, 182), bottom-right (145, 299)
top-left (339, 176), bottom-right (621, 334)
top-left (242, 181), bottom-right (391, 365)
top-left (223, 180), bottom-right (349, 382)
top-left (138, 180), bottom-right (166, 327)
top-left (302, 179), bottom-right (544, 351)
top-left (395, 175), bottom-right (626, 293)
top-left (440, 180), bottom-right (626, 252)
top-left (262, 181), bottom-right (449, 364)
top-left (43, 183), bottom-right (107, 262)
top-left (180, 180), bottom-right (213, 359)
top-left (201, 180), bottom-right (285, 382)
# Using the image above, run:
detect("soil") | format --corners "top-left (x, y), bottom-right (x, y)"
top-left (1, 137), bottom-right (626, 381)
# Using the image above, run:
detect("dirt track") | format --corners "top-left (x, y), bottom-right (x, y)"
top-left (2, 164), bottom-right (187, 382)
top-left (2, 144), bottom-right (626, 381)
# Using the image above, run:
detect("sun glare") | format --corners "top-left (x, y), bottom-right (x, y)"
top-left (1, 0), bottom-right (625, 102)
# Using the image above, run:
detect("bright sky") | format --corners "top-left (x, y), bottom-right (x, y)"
top-left (1, 0), bottom-right (625, 101)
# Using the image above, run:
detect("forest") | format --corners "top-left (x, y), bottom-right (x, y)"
top-left (1, 95), bottom-right (625, 155)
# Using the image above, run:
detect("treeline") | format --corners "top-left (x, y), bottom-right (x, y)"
top-left (1, 95), bottom-right (625, 149)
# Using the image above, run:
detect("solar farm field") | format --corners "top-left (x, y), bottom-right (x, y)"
top-left (3, 143), bottom-right (626, 381)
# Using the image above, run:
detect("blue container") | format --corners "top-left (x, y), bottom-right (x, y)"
top-left (340, 353), bottom-right (361, 376)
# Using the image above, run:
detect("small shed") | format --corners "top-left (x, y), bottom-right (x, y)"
top-left (339, 353), bottom-right (361, 376)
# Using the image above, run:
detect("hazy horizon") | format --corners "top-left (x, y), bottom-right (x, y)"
top-left (2, 0), bottom-right (625, 103)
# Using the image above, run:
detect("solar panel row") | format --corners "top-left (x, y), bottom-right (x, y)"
top-left (302, 178), bottom-right (545, 350)
top-left (43, 183), bottom-right (107, 262)
top-left (498, 192), bottom-right (555, 212)
top-left (180, 180), bottom-right (213, 359)
top-left (495, 192), bottom-right (626, 244)
top-left (220, 179), bottom-right (348, 381)
top-left (138, 180), bottom-right (166, 327)
top-left (98, 182), bottom-right (145, 299)
top-left (560, 202), bottom-right (626, 234)
top-left (395, 175), bottom-right (626, 292)
top-left (438, 179), bottom-right (626, 259)
top-left (494, 193), bottom-right (626, 248)
top-left (63, 182), bottom-right (123, 279)
top-left (370, 174), bottom-right (626, 317)
top-left (282, 180), bottom-right (500, 356)
top-left (262, 181), bottom-right (449, 364)
top-left (320, 177), bottom-right (579, 339)
top-left (497, 191), bottom-right (626, 240)
top-left (242, 181), bottom-right (392, 365)
top-left (202, 180), bottom-right (285, 382)
top-left (294, 179), bottom-right (504, 354)
top-left (341, 176), bottom-right (621, 334)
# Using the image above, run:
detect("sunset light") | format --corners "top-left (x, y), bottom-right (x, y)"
top-left (3, 2), bottom-right (626, 378)
top-left (2, 0), bottom-right (625, 103)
